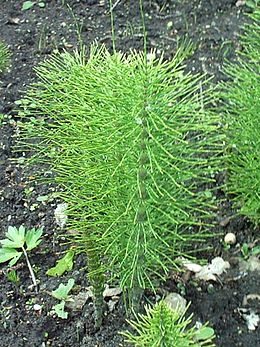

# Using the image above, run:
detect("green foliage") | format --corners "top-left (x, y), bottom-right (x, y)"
top-left (0, 41), bottom-right (10, 73)
top-left (6, 269), bottom-right (20, 285)
top-left (47, 250), bottom-right (74, 276)
top-left (241, 242), bottom-right (260, 259)
top-left (0, 225), bottom-right (43, 288)
top-left (51, 278), bottom-right (75, 319)
top-left (0, 225), bottom-right (43, 266)
top-left (51, 278), bottom-right (75, 300)
top-left (122, 301), bottom-right (215, 347)
top-left (0, 114), bottom-right (4, 125)
top-left (222, 8), bottom-right (260, 224)
top-left (18, 42), bottom-right (224, 316)
top-left (245, 0), bottom-right (259, 10)
top-left (22, 1), bottom-right (45, 11)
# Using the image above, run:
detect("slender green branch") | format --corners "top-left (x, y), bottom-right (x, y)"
top-left (109, 0), bottom-right (116, 53)
top-left (139, 0), bottom-right (147, 58)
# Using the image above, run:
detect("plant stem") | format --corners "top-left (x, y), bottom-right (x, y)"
top-left (139, 0), bottom-right (147, 57)
top-left (87, 240), bottom-right (105, 329)
top-left (21, 246), bottom-right (38, 291)
top-left (109, 0), bottom-right (116, 53)
top-left (128, 287), bottom-right (144, 318)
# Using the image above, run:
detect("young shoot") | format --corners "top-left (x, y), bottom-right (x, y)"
top-left (122, 300), bottom-right (215, 347)
top-left (51, 278), bottom-right (75, 319)
top-left (0, 225), bottom-right (43, 290)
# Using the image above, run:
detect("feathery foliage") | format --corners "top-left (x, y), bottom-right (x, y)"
top-left (0, 41), bottom-right (10, 73)
top-left (17, 43), bottom-right (224, 317)
top-left (222, 8), bottom-right (260, 224)
top-left (122, 301), bottom-right (215, 347)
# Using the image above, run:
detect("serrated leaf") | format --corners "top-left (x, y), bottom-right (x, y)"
top-left (9, 253), bottom-right (23, 266)
top-left (22, 1), bottom-right (35, 10)
top-left (194, 326), bottom-right (215, 341)
top-left (51, 278), bottom-right (75, 300)
top-left (47, 251), bottom-right (74, 277)
top-left (25, 227), bottom-right (43, 251)
top-left (2, 226), bottom-right (25, 248)
top-left (0, 248), bottom-right (22, 264)
top-left (52, 301), bottom-right (68, 319)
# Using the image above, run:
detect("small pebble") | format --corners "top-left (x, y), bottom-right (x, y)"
top-left (164, 293), bottom-right (187, 314)
top-left (33, 304), bottom-right (42, 311)
top-left (33, 304), bottom-right (42, 315)
top-left (224, 232), bottom-right (236, 245)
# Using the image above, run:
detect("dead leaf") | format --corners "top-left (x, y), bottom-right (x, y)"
top-left (182, 259), bottom-right (202, 273)
top-left (239, 256), bottom-right (260, 273)
top-left (243, 294), bottom-right (260, 306)
top-left (8, 17), bottom-right (20, 25)
top-left (236, 0), bottom-right (245, 7)
top-left (107, 298), bottom-right (118, 312)
top-left (238, 308), bottom-right (260, 331)
top-left (103, 284), bottom-right (122, 298)
top-left (54, 203), bottom-right (68, 228)
top-left (195, 257), bottom-right (230, 281)
top-left (219, 216), bottom-right (231, 227)
top-left (66, 289), bottom-right (93, 311)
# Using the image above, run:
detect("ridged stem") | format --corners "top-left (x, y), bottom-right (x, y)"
top-left (86, 240), bottom-right (105, 329)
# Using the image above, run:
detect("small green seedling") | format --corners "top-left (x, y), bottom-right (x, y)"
top-left (0, 225), bottom-right (43, 289)
top-left (51, 278), bottom-right (75, 319)
top-left (194, 326), bottom-right (216, 345)
top-left (6, 269), bottom-right (20, 285)
top-left (22, 1), bottom-right (45, 11)
top-left (241, 243), bottom-right (260, 259)
top-left (47, 250), bottom-right (74, 277)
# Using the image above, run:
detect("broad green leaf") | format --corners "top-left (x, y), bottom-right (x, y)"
top-left (9, 253), bottom-right (23, 266)
top-left (46, 251), bottom-right (74, 277)
top-left (194, 326), bottom-right (215, 341)
top-left (51, 278), bottom-right (75, 300)
top-left (0, 239), bottom-right (20, 248)
top-left (22, 1), bottom-right (35, 10)
top-left (251, 246), bottom-right (260, 256)
top-left (0, 248), bottom-right (22, 264)
top-left (2, 226), bottom-right (25, 248)
top-left (25, 227), bottom-right (43, 251)
top-left (53, 301), bottom-right (68, 319)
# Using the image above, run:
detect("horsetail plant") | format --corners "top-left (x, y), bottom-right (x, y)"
top-left (17, 42), bottom-right (224, 326)
top-left (122, 301), bottom-right (215, 347)
top-left (221, 8), bottom-right (260, 224)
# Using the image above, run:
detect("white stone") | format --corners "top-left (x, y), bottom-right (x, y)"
top-left (224, 232), bottom-right (236, 245)
top-left (33, 304), bottom-right (42, 311)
